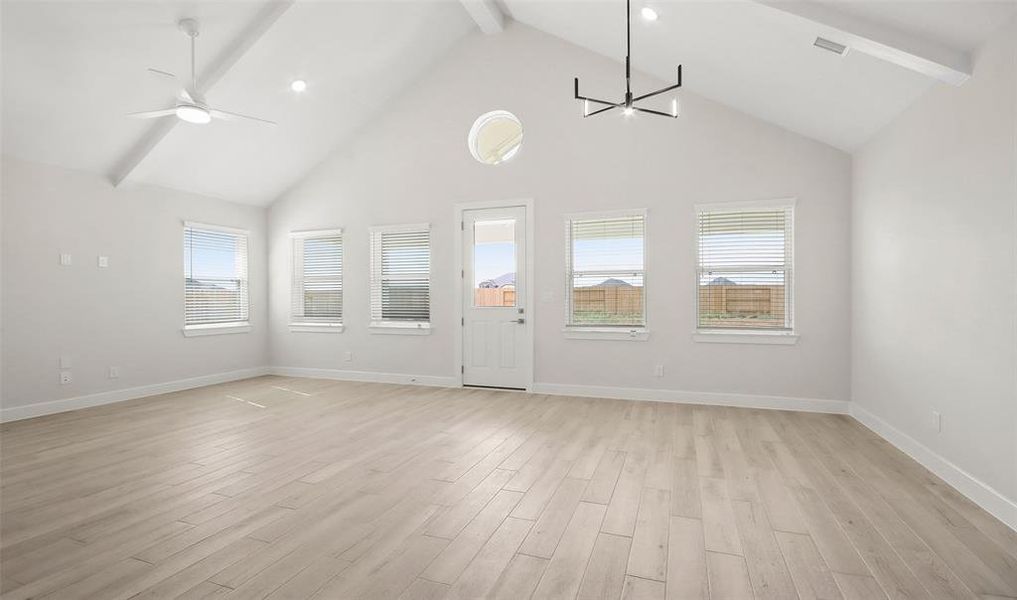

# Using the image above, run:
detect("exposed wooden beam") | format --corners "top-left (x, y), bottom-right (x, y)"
top-left (459, 0), bottom-right (504, 34)
top-left (110, 0), bottom-right (294, 187)
top-left (755, 0), bottom-right (971, 86)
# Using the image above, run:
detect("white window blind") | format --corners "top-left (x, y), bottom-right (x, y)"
top-left (184, 223), bottom-right (249, 328)
top-left (566, 212), bottom-right (646, 328)
top-left (370, 224), bottom-right (430, 326)
top-left (696, 203), bottom-right (793, 331)
top-left (291, 230), bottom-right (343, 326)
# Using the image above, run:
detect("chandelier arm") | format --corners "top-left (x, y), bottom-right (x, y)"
top-left (632, 105), bottom-right (678, 118)
top-left (586, 104), bottom-right (620, 118)
top-left (579, 96), bottom-right (623, 107)
top-left (632, 82), bottom-right (682, 103)
top-left (575, 78), bottom-right (623, 107)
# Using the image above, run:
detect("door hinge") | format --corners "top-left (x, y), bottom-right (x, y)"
top-left (461, 269), bottom-right (464, 278)
top-left (461, 221), bottom-right (464, 231)
top-left (461, 365), bottom-right (464, 374)
top-left (461, 317), bottom-right (465, 326)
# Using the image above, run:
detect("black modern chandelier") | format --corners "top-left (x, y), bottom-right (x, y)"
top-left (574, 0), bottom-right (682, 118)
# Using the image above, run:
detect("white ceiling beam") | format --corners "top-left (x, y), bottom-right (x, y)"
top-left (754, 0), bottom-right (971, 86)
top-left (459, 0), bottom-right (505, 34)
top-left (110, 0), bottom-right (294, 187)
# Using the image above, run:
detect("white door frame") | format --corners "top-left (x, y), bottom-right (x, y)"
top-left (453, 198), bottom-right (535, 391)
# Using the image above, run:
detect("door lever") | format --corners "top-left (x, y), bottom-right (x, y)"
top-left (510, 318), bottom-right (525, 324)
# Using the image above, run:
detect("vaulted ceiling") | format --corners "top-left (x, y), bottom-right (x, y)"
top-left (3, 0), bottom-right (1014, 206)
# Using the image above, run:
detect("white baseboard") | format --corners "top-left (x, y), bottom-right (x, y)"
top-left (532, 382), bottom-right (849, 414)
top-left (0, 367), bottom-right (271, 423)
top-left (269, 366), bottom-right (458, 388)
top-left (850, 403), bottom-right (1017, 533)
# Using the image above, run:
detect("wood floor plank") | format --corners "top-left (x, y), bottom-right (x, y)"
top-left (627, 487), bottom-right (670, 581)
top-left (699, 477), bottom-right (742, 556)
top-left (531, 501), bottom-right (607, 600)
top-left (577, 532), bottom-right (632, 600)
top-left (601, 450), bottom-right (648, 536)
top-left (583, 450), bottom-right (626, 505)
top-left (445, 516), bottom-right (533, 600)
top-left (774, 531), bottom-right (843, 600)
top-left (423, 489), bottom-right (523, 584)
top-left (731, 500), bottom-right (797, 599)
top-left (488, 553), bottom-right (548, 600)
top-left (519, 477), bottom-right (589, 558)
top-left (666, 516), bottom-right (709, 600)
top-left (706, 551), bottom-right (754, 600)
top-left (621, 575), bottom-right (666, 600)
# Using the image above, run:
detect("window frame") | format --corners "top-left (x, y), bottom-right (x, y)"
top-left (290, 228), bottom-right (344, 333)
top-left (368, 223), bottom-right (432, 335)
top-left (182, 221), bottom-right (251, 337)
top-left (693, 198), bottom-right (798, 344)
top-left (563, 209), bottom-right (649, 341)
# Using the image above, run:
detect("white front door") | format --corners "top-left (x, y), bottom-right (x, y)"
top-left (462, 206), bottom-right (530, 389)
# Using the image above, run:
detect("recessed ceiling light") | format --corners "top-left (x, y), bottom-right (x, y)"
top-left (290, 79), bottom-right (307, 92)
top-left (641, 7), bottom-right (658, 21)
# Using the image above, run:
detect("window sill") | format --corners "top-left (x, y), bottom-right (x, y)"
top-left (693, 330), bottom-right (798, 345)
top-left (290, 323), bottom-right (344, 333)
top-left (183, 323), bottom-right (252, 337)
top-left (370, 322), bottom-right (432, 335)
top-left (564, 327), bottom-right (649, 341)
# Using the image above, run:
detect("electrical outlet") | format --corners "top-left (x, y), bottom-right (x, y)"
top-left (108, 366), bottom-right (120, 379)
top-left (344, 351), bottom-right (353, 362)
top-left (60, 371), bottom-right (72, 385)
top-left (98, 255), bottom-right (109, 268)
top-left (59, 253), bottom-right (72, 266)
top-left (932, 410), bottom-right (942, 433)
top-left (654, 364), bottom-right (664, 377)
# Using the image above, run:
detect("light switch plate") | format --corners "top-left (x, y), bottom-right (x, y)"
top-left (108, 366), bottom-right (120, 379)
top-left (59, 355), bottom-right (72, 369)
top-left (98, 256), bottom-right (109, 268)
top-left (60, 253), bottom-right (72, 266)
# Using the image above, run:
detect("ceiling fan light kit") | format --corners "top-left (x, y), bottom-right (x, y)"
top-left (574, 0), bottom-right (682, 119)
top-left (127, 18), bottom-right (276, 126)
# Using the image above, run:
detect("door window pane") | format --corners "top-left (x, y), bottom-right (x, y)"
top-left (473, 219), bottom-right (516, 307)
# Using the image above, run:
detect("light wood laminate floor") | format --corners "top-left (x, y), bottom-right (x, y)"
top-left (2, 376), bottom-right (1015, 599)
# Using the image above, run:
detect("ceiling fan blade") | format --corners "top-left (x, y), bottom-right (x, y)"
top-left (127, 108), bottom-right (177, 119)
top-left (147, 67), bottom-right (177, 80)
top-left (209, 108), bottom-right (277, 126)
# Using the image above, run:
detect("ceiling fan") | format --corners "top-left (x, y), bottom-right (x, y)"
top-left (128, 18), bottom-right (276, 126)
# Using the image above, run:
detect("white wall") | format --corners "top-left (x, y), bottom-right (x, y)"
top-left (268, 23), bottom-right (852, 404)
top-left (853, 19), bottom-right (1017, 512)
top-left (1, 157), bottom-right (269, 417)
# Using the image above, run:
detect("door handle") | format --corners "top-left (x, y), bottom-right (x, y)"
top-left (509, 318), bottom-right (525, 324)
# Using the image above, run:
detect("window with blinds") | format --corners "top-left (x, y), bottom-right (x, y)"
top-left (566, 211), bottom-right (646, 328)
top-left (369, 224), bottom-right (431, 327)
top-left (291, 230), bottom-right (343, 328)
top-left (183, 223), bottom-right (249, 329)
top-left (696, 203), bottom-right (793, 331)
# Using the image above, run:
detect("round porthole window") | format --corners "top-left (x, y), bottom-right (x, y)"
top-left (468, 110), bottom-right (523, 165)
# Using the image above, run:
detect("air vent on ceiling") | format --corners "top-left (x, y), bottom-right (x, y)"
top-left (814, 36), bottom-right (848, 56)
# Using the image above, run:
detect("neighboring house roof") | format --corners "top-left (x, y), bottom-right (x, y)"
top-left (186, 278), bottom-right (233, 291)
top-left (479, 272), bottom-right (515, 288)
top-left (595, 278), bottom-right (632, 287)
top-left (708, 277), bottom-right (738, 286)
